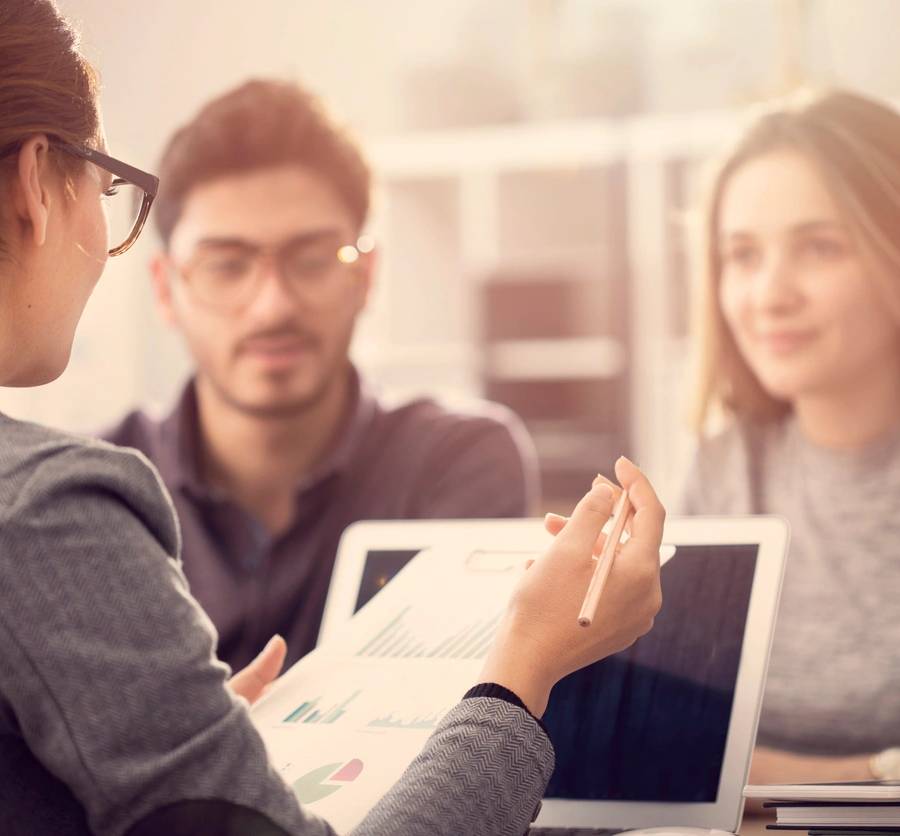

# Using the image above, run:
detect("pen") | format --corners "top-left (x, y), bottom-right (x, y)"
top-left (577, 487), bottom-right (633, 627)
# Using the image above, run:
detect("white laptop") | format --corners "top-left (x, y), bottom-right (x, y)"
top-left (318, 516), bottom-right (789, 835)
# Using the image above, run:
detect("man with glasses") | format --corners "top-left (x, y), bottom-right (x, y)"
top-left (103, 79), bottom-right (538, 671)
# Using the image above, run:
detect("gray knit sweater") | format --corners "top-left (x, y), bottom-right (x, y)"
top-left (0, 413), bottom-right (553, 836)
top-left (681, 416), bottom-right (900, 755)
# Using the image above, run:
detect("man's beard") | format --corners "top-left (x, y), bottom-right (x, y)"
top-left (204, 354), bottom-right (349, 421)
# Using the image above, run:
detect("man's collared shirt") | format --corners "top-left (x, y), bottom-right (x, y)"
top-left (103, 372), bottom-right (538, 670)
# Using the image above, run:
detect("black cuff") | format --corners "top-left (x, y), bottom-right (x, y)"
top-left (463, 682), bottom-right (550, 739)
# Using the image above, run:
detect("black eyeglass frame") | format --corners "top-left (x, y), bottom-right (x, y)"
top-left (0, 139), bottom-right (159, 256)
top-left (58, 143), bottom-right (159, 256)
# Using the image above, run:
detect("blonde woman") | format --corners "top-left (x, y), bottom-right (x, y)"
top-left (683, 89), bottom-right (900, 786)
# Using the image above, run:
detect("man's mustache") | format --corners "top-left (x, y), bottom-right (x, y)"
top-left (235, 327), bottom-right (320, 352)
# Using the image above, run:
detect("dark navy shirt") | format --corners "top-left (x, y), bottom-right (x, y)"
top-left (103, 370), bottom-right (538, 669)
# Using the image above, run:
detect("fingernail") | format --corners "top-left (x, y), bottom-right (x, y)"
top-left (617, 455), bottom-right (637, 468)
top-left (592, 483), bottom-right (614, 499)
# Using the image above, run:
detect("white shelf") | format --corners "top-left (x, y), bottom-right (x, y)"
top-left (362, 110), bottom-right (727, 502)
top-left (485, 337), bottom-right (626, 381)
top-left (368, 108), bottom-right (740, 175)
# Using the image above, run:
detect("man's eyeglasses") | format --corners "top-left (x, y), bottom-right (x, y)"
top-left (174, 233), bottom-right (375, 313)
top-left (0, 139), bottom-right (158, 257)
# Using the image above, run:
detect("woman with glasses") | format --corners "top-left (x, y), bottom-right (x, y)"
top-left (0, 2), bottom-right (664, 835)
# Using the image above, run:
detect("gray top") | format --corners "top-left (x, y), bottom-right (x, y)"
top-left (681, 416), bottom-right (900, 755)
top-left (0, 413), bottom-right (553, 836)
top-left (103, 369), bottom-right (538, 670)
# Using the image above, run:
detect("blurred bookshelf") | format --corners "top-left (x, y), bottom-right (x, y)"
top-left (354, 111), bottom-right (739, 509)
top-left (479, 162), bottom-right (630, 507)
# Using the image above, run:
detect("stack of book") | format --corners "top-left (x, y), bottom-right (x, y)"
top-left (744, 781), bottom-right (900, 835)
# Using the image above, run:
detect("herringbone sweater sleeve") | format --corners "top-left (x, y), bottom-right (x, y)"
top-left (0, 425), bottom-right (332, 836)
top-left (353, 697), bottom-right (554, 836)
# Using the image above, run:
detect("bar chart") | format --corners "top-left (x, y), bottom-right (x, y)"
top-left (283, 690), bottom-right (362, 724)
top-left (367, 710), bottom-right (444, 730)
top-left (355, 606), bottom-right (503, 660)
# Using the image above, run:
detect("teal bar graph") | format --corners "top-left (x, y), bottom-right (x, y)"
top-left (284, 699), bottom-right (318, 723)
top-left (283, 690), bottom-right (362, 724)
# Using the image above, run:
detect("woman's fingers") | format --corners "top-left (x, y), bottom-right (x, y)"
top-left (544, 513), bottom-right (566, 534)
top-left (541, 462), bottom-right (662, 568)
top-left (544, 512), bottom-right (607, 557)
top-left (544, 474), bottom-right (618, 536)
top-left (593, 472), bottom-right (617, 490)
top-left (549, 479), bottom-right (615, 557)
top-left (227, 634), bottom-right (287, 704)
top-left (615, 457), bottom-right (666, 569)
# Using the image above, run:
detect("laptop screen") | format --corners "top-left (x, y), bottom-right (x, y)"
top-left (351, 542), bottom-right (758, 805)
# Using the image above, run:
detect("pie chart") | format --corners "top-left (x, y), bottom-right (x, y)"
top-left (292, 758), bottom-right (364, 804)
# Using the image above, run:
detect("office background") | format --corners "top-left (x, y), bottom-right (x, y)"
top-left (5, 0), bottom-right (897, 508)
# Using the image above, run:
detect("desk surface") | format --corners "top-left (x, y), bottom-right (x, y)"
top-left (741, 813), bottom-right (775, 836)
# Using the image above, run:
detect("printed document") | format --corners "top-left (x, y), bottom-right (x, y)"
top-left (250, 546), bottom-right (537, 833)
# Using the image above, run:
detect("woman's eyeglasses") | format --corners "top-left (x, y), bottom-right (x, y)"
top-left (57, 143), bottom-right (159, 257)
top-left (1, 139), bottom-right (159, 257)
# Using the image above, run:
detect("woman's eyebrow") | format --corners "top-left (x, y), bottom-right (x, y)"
top-left (788, 219), bottom-right (845, 234)
top-left (717, 229), bottom-right (754, 247)
top-left (718, 218), bottom-right (845, 243)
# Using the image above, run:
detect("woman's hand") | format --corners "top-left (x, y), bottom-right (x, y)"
top-left (227, 634), bottom-right (287, 705)
top-left (480, 457), bottom-right (664, 717)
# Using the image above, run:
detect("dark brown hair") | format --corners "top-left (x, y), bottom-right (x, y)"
top-left (154, 79), bottom-right (371, 247)
top-left (0, 0), bottom-right (100, 255)
top-left (691, 89), bottom-right (900, 432)
top-left (0, 0), bottom-right (100, 168)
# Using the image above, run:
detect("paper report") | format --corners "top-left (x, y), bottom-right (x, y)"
top-left (250, 546), bottom-right (537, 833)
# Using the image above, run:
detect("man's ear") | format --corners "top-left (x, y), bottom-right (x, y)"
top-left (150, 252), bottom-right (179, 327)
top-left (13, 135), bottom-right (53, 247)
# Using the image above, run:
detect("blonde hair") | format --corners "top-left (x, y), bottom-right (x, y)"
top-left (690, 89), bottom-right (900, 434)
